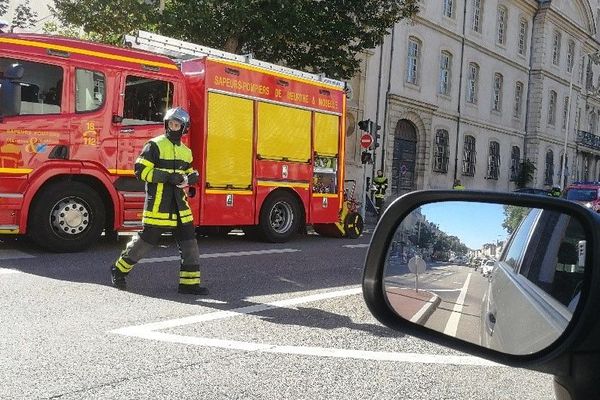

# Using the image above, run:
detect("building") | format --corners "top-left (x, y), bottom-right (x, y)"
top-left (347, 0), bottom-right (600, 203)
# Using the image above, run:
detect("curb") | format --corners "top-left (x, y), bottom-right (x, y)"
top-left (409, 293), bottom-right (441, 325)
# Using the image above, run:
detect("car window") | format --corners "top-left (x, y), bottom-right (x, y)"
top-left (519, 212), bottom-right (586, 308)
top-left (501, 208), bottom-right (540, 271)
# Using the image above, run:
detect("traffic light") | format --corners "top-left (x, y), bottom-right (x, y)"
top-left (358, 119), bottom-right (371, 132)
top-left (361, 151), bottom-right (372, 164)
top-left (371, 122), bottom-right (381, 148)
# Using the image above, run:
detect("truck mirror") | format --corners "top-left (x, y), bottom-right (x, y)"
top-left (0, 64), bottom-right (24, 118)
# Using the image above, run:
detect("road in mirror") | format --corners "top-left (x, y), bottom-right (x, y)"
top-left (383, 201), bottom-right (588, 355)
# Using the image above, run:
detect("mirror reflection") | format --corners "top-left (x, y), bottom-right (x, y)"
top-left (383, 201), bottom-right (587, 355)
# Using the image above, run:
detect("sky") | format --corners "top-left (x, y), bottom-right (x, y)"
top-left (418, 201), bottom-right (509, 250)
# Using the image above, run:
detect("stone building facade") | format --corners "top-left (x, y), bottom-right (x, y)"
top-left (345, 0), bottom-right (600, 202)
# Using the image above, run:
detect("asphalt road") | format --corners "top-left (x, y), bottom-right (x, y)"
top-left (0, 230), bottom-right (555, 400)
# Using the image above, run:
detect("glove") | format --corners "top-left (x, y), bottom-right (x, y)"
top-left (168, 173), bottom-right (185, 185)
top-left (187, 171), bottom-right (199, 185)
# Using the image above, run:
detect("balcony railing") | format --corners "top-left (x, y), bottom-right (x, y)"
top-left (576, 130), bottom-right (600, 151)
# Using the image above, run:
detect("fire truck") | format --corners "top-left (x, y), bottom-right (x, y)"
top-left (565, 181), bottom-right (600, 212)
top-left (0, 31), bottom-right (363, 252)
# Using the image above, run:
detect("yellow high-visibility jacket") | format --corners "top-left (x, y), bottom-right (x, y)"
top-left (135, 135), bottom-right (196, 228)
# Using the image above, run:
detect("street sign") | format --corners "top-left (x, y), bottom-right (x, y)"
top-left (408, 255), bottom-right (426, 274)
top-left (360, 133), bottom-right (373, 149)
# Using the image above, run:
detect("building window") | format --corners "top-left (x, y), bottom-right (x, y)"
top-left (590, 111), bottom-right (598, 134)
top-left (462, 135), bottom-right (476, 176)
top-left (407, 37), bottom-right (421, 85)
top-left (443, 0), bottom-right (454, 18)
top-left (545, 150), bottom-right (554, 185)
top-left (433, 129), bottom-right (450, 173)
top-left (518, 18), bottom-right (528, 56)
top-left (514, 81), bottom-right (524, 118)
top-left (510, 146), bottom-right (520, 181)
top-left (496, 6), bottom-right (508, 45)
top-left (439, 51), bottom-right (452, 95)
top-left (562, 96), bottom-right (570, 130)
top-left (548, 90), bottom-right (557, 126)
top-left (466, 63), bottom-right (479, 104)
top-left (487, 141), bottom-right (500, 180)
top-left (492, 73), bottom-right (503, 112)
top-left (472, 0), bottom-right (483, 33)
top-left (552, 31), bottom-right (562, 66)
top-left (567, 40), bottom-right (575, 73)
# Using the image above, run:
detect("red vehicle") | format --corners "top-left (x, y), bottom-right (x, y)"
top-left (565, 181), bottom-right (600, 212)
top-left (0, 31), bottom-right (362, 252)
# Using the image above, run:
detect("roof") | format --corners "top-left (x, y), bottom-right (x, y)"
top-left (0, 33), bottom-right (178, 70)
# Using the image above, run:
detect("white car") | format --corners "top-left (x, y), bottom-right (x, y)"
top-left (481, 259), bottom-right (495, 277)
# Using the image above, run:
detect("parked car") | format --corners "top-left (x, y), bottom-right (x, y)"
top-left (565, 181), bottom-right (600, 213)
top-left (481, 259), bottom-right (495, 277)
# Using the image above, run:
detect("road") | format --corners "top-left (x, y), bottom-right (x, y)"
top-left (0, 230), bottom-right (554, 400)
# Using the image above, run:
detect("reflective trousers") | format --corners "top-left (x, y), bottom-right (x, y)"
top-left (113, 223), bottom-right (202, 287)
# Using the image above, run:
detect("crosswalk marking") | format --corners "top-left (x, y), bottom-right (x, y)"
top-left (139, 248), bottom-right (300, 264)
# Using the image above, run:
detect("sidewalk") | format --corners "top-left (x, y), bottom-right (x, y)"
top-left (385, 286), bottom-right (441, 325)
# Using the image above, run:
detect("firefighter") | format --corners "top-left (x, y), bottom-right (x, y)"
top-left (453, 179), bottom-right (465, 190)
top-left (110, 107), bottom-right (208, 295)
top-left (372, 170), bottom-right (388, 218)
top-left (550, 185), bottom-right (562, 197)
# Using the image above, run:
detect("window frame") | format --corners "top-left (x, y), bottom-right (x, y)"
top-left (518, 18), bottom-right (528, 56)
top-left (496, 5), bottom-right (508, 45)
top-left (467, 63), bottom-right (479, 104)
top-left (548, 90), bottom-right (557, 126)
top-left (562, 96), bottom-right (570, 130)
top-left (472, 0), bottom-right (483, 33)
top-left (492, 73), bottom-right (503, 112)
top-left (545, 149), bottom-right (555, 186)
top-left (567, 40), bottom-right (575, 73)
top-left (510, 145), bottom-right (521, 181)
top-left (121, 74), bottom-right (175, 126)
top-left (552, 30), bottom-right (562, 66)
top-left (406, 37), bottom-right (421, 85)
top-left (487, 140), bottom-right (501, 180)
top-left (439, 51), bottom-right (452, 96)
top-left (462, 135), bottom-right (477, 176)
top-left (433, 129), bottom-right (450, 173)
top-left (443, 0), bottom-right (455, 18)
top-left (514, 81), bottom-right (524, 119)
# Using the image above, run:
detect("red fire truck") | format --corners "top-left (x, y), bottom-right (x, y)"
top-left (0, 31), bottom-right (363, 252)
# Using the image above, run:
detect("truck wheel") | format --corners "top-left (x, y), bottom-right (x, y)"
top-left (258, 191), bottom-right (301, 243)
top-left (29, 182), bottom-right (106, 253)
top-left (344, 212), bottom-right (363, 239)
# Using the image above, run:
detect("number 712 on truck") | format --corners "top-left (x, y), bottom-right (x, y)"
top-left (0, 30), bottom-right (363, 252)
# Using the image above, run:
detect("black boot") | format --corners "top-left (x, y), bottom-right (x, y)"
top-left (178, 284), bottom-right (209, 295)
top-left (110, 265), bottom-right (127, 290)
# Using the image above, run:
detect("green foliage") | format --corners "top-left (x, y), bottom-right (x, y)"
top-left (502, 205), bottom-right (529, 235)
top-left (0, 0), bottom-right (37, 31)
top-left (0, 0), bottom-right (8, 17)
top-left (49, 0), bottom-right (161, 45)
top-left (48, 0), bottom-right (419, 79)
top-left (516, 159), bottom-right (537, 188)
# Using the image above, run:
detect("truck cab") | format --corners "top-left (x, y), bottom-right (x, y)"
top-left (565, 182), bottom-right (600, 213)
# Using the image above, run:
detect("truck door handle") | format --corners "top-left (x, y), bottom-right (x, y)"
top-left (120, 128), bottom-right (134, 134)
top-left (486, 312), bottom-right (496, 336)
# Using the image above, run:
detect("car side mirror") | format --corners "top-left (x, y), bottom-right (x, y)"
top-left (362, 190), bottom-right (600, 399)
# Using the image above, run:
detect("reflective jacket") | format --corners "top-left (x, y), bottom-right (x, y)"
top-left (135, 135), bottom-right (195, 227)
top-left (373, 176), bottom-right (388, 199)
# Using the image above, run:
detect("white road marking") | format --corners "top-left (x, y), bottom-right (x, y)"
top-left (0, 250), bottom-right (35, 260)
top-left (0, 268), bottom-right (21, 275)
top-left (342, 244), bottom-right (370, 248)
top-left (139, 248), bottom-right (300, 264)
top-left (444, 273), bottom-right (473, 337)
top-left (112, 284), bottom-right (500, 367)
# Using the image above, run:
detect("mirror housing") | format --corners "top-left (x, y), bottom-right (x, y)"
top-left (363, 190), bottom-right (600, 377)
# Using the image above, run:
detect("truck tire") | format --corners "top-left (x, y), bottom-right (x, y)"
top-left (258, 191), bottom-right (301, 243)
top-left (28, 182), bottom-right (106, 253)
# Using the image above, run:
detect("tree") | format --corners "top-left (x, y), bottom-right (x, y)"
top-left (502, 205), bottom-right (529, 235)
top-left (0, 0), bottom-right (38, 32)
top-left (49, 0), bottom-right (419, 79)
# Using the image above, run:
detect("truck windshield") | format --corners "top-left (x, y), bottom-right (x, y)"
top-left (566, 189), bottom-right (598, 201)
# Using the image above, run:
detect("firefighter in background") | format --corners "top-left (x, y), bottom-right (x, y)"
top-left (110, 107), bottom-right (208, 295)
top-left (550, 185), bottom-right (562, 197)
top-left (453, 179), bottom-right (465, 190)
top-left (372, 170), bottom-right (388, 218)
